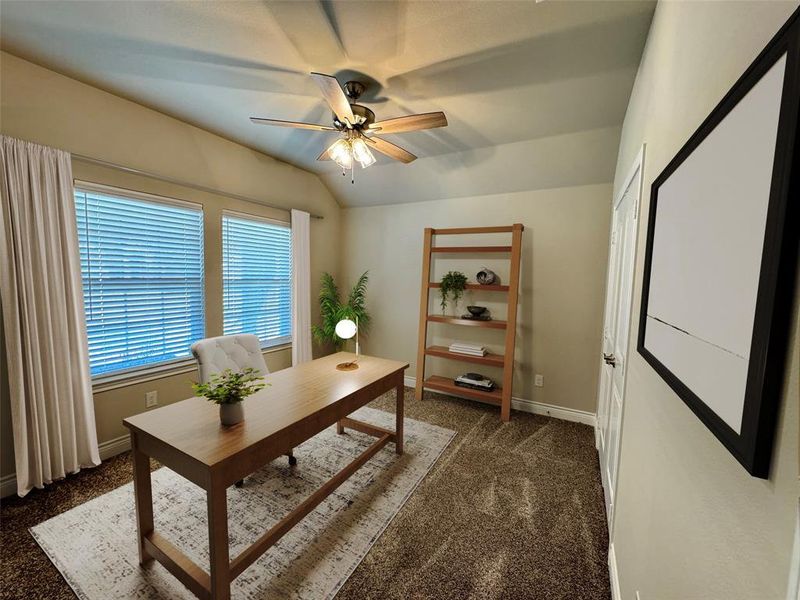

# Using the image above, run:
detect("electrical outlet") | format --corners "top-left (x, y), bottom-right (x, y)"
top-left (534, 374), bottom-right (544, 387)
top-left (145, 391), bottom-right (158, 408)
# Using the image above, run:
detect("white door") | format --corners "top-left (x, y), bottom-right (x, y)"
top-left (596, 147), bottom-right (644, 529)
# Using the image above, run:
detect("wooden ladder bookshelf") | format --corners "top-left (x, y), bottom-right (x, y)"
top-left (415, 224), bottom-right (524, 421)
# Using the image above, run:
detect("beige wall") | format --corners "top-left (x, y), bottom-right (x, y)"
top-left (340, 182), bottom-right (612, 413)
top-left (0, 52), bottom-right (341, 481)
top-left (610, 2), bottom-right (800, 599)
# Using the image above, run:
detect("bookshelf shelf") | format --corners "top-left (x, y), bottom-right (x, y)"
top-left (428, 282), bottom-right (509, 292)
top-left (427, 315), bottom-right (507, 329)
top-left (425, 345), bottom-right (506, 368)
top-left (423, 375), bottom-right (503, 405)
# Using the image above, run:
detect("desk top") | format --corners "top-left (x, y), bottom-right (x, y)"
top-left (123, 353), bottom-right (408, 467)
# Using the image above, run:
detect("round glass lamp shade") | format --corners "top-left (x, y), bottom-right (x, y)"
top-left (335, 319), bottom-right (358, 340)
top-left (328, 138), bottom-right (353, 170)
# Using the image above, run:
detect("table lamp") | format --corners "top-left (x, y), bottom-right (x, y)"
top-left (335, 318), bottom-right (359, 371)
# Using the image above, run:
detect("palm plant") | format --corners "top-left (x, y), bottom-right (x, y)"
top-left (312, 271), bottom-right (371, 350)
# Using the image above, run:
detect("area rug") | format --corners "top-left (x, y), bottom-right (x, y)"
top-left (30, 407), bottom-right (455, 599)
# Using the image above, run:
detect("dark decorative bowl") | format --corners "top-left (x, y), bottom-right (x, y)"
top-left (476, 269), bottom-right (497, 285)
top-left (467, 305), bottom-right (487, 316)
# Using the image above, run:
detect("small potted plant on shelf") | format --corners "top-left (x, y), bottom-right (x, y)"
top-left (439, 271), bottom-right (468, 315)
top-left (192, 367), bottom-right (267, 426)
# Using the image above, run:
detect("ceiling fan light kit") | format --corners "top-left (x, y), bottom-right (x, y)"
top-left (327, 132), bottom-right (377, 181)
top-left (250, 72), bottom-right (448, 183)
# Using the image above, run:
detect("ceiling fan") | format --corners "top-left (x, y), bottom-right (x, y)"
top-left (250, 73), bottom-right (447, 181)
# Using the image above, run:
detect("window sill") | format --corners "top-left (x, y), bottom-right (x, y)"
top-left (262, 342), bottom-right (292, 354)
top-left (92, 359), bottom-right (198, 393)
top-left (91, 343), bottom-right (293, 394)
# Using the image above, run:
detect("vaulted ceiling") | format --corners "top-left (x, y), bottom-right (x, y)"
top-left (0, 1), bottom-right (654, 207)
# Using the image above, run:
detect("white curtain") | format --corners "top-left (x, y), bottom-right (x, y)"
top-left (0, 136), bottom-right (100, 497)
top-left (290, 209), bottom-right (312, 365)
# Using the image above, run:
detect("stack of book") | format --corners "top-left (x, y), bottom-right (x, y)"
top-left (448, 341), bottom-right (487, 357)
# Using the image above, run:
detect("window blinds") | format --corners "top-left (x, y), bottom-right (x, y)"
top-left (222, 213), bottom-right (292, 347)
top-left (74, 186), bottom-right (205, 376)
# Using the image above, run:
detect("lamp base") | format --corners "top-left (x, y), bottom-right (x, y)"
top-left (336, 361), bottom-right (359, 371)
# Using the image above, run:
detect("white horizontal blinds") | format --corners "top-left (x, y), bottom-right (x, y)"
top-left (222, 214), bottom-right (292, 347)
top-left (74, 187), bottom-right (205, 376)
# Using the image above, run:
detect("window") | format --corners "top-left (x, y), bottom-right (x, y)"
top-left (222, 213), bottom-right (292, 348)
top-left (74, 183), bottom-right (205, 377)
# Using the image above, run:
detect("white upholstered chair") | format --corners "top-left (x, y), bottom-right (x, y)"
top-left (191, 333), bottom-right (268, 384)
top-left (190, 334), bottom-right (296, 486)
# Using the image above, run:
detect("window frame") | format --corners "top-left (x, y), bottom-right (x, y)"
top-left (73, 180), bottom-right (206, 385)
top-left (221, 209), bottom-right (293, 350)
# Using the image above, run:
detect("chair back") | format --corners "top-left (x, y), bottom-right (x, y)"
top-left (190, 334), bottom-right (268, 383)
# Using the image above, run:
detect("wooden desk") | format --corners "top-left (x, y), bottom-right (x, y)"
top-left (123, 352), bottom-right (408, 600)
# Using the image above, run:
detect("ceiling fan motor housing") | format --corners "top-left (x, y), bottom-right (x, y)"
top-left (333, 81), bottom-right (375, 130)
top-left (334, 103), bottom-right (375, 130)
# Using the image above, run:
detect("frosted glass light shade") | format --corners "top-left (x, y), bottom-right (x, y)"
top-left (335, 319), bottom-right (358, 340)
top-left (351, 138), bottom-right (376, 168)
top-left (329, 138), bottom-right (353, 170)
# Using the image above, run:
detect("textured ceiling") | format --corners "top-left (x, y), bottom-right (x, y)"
top-left (0, 0), bottom-right (654, 207)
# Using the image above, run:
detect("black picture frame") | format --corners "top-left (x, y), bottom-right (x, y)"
top-left (637, 8), bottom-right (800, 478)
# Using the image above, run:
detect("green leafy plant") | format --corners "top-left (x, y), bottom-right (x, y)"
top-left (192, 368), bottom-right (267, 405)
top-left (439, 271), bottom-right (468, 313)
top-left (312, 271), bottom-right (371, 350)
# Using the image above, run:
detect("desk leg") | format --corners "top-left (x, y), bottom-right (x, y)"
top-left (396, 379), bottom-right (404, 455)
top-left (208, 483), bottom-right (231, 600)
top-left (131, 433), bottom-right (154, 565)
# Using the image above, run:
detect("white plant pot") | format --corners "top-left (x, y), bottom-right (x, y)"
top-left (220, 402), bottom-right (244, 426)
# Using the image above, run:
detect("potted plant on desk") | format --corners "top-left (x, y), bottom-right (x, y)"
top-left (193, 368), bottom-right (267, 426)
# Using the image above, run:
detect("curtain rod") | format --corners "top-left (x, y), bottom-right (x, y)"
top-left (71, 153), bottom-right (324, 220)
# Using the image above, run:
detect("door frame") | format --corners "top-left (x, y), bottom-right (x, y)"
top-left (788, 498), bottom-right (800, 600)
top-left (596, 143), bottom-right (646, 531)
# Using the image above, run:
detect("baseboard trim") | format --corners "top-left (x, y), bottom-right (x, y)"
top-left (404, 375), bottom-right (596, 426)
top-left (609, 543), bottom-right (622, 600)
top-left (98, 434), bottom-right (132, 460)
top-left (0, 434), bottom-right (132, 499)
top-left (0, 473), bottom-right (16, 499)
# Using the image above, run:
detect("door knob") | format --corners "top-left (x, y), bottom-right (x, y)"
top-left (603, 353), bottom-right (617, 367)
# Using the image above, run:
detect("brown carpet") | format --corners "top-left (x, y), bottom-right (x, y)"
top-left (0, 389), bottom-right (609, 600)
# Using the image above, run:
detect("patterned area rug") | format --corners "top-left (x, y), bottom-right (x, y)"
top-left (30, 407), bottom-right (455, 599)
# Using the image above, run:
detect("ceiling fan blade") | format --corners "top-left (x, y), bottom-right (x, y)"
top-left (316, 147), bottom-right (332, 161)
top-left (310, 72), bottom-right (355, 126)
top-left (363, 136), bottom-right (417, 164)
top-left (250, 117), bottom-right (336, 131)
top-left (368, 112), bottom-right (448, 134)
